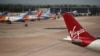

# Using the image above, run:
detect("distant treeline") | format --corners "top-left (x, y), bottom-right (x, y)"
top-left (0, 4), bottom-right (51, 12)
top-left (0, 4), bottom-right (36, 12)
top-left (0, 4), bottom-right (98, 12)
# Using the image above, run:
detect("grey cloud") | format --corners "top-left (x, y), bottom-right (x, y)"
top-left (0, 0), bottom-right (100, 5)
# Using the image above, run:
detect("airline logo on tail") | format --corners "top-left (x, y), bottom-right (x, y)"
top-left (63, 13), bottom-right (100, 52)
top-left (0, 11), bottom-right (8, 21)
top-left (70, 26), bottom-right (85, 40)
top-left (63, 13), bottom-right (96, 47)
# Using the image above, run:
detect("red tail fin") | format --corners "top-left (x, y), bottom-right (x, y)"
top-left (36, 10), bottom-right (43, 18)
top-left (63, 13), bottom-right (96, 47)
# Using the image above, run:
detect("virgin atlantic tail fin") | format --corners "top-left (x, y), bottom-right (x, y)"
top-left (62, 13), bottom-right (96, 47)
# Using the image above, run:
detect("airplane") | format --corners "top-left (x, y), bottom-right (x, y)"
top-left (0, 10), bottom-right (56, 24)
top-left (29, 10), bottom-right (43, 21)
top-left (30, 10), bottom-right (56, 20)
top-left (7, 10), bottom-right (43, 23)
top-left (62, 13), bottom-right (100, 52)
top-left (8, 10), bottom-right (31, 23)
top-left (41, 10), bottom-right (52, 19)
top-left (0, 11), bottom-right (11, 24)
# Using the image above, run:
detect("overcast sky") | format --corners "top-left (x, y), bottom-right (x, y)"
top-left (0, 0), bottom-right (100, 5)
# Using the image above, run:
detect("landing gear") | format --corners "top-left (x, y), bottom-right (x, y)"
top-left (22, 20), bottom-right (25, 22)
top-left (7, 20), bottom-right (12, 24)
top-left (37, 18), bottom-right (40, 21)
top-left (24, 23), bottom-right (28, 27)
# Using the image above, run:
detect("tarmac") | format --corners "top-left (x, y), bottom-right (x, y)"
top-left (0, 16), bottom-right (100, 56)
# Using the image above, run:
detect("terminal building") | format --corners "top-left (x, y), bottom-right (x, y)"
top-left (50, 6), bottom-right (100, 16)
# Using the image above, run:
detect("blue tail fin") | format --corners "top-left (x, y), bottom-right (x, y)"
top-left (0, 11), bottom-right (8, 18)
top-left (0, 11), bottom-right (8, 22)
top-left (21, 11), bottom-right (31, 22)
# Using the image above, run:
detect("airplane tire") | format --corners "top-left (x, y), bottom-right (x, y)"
top-left (7, 20), bottom-right (12, 24)
top-left (24, 24), bottom-right (28, 27)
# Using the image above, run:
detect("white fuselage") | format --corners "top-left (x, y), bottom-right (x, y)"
top-left (7, 16), bottom-right (22, 22)
top-left (63, 36), bottom-right (100, 52)
top-left (86, 39), bottom-right (100, 52)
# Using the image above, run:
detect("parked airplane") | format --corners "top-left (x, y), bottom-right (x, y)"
top-left (63, 13), bottom-right (100, 52)
top-left (29, 10), bottom-right (43, 20)
top-left (0, 10), bottom-right (56, 24)
top-left (8, 11), bottom-right (31, 23)
top-left (41, 10), bottom-right (52, 19)
top-left (30, 10), bottom-right (56, 20)
top-left (0, 11), bottom-right (11, 24)
top-left (7, 10), bottom-right (43, 23)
